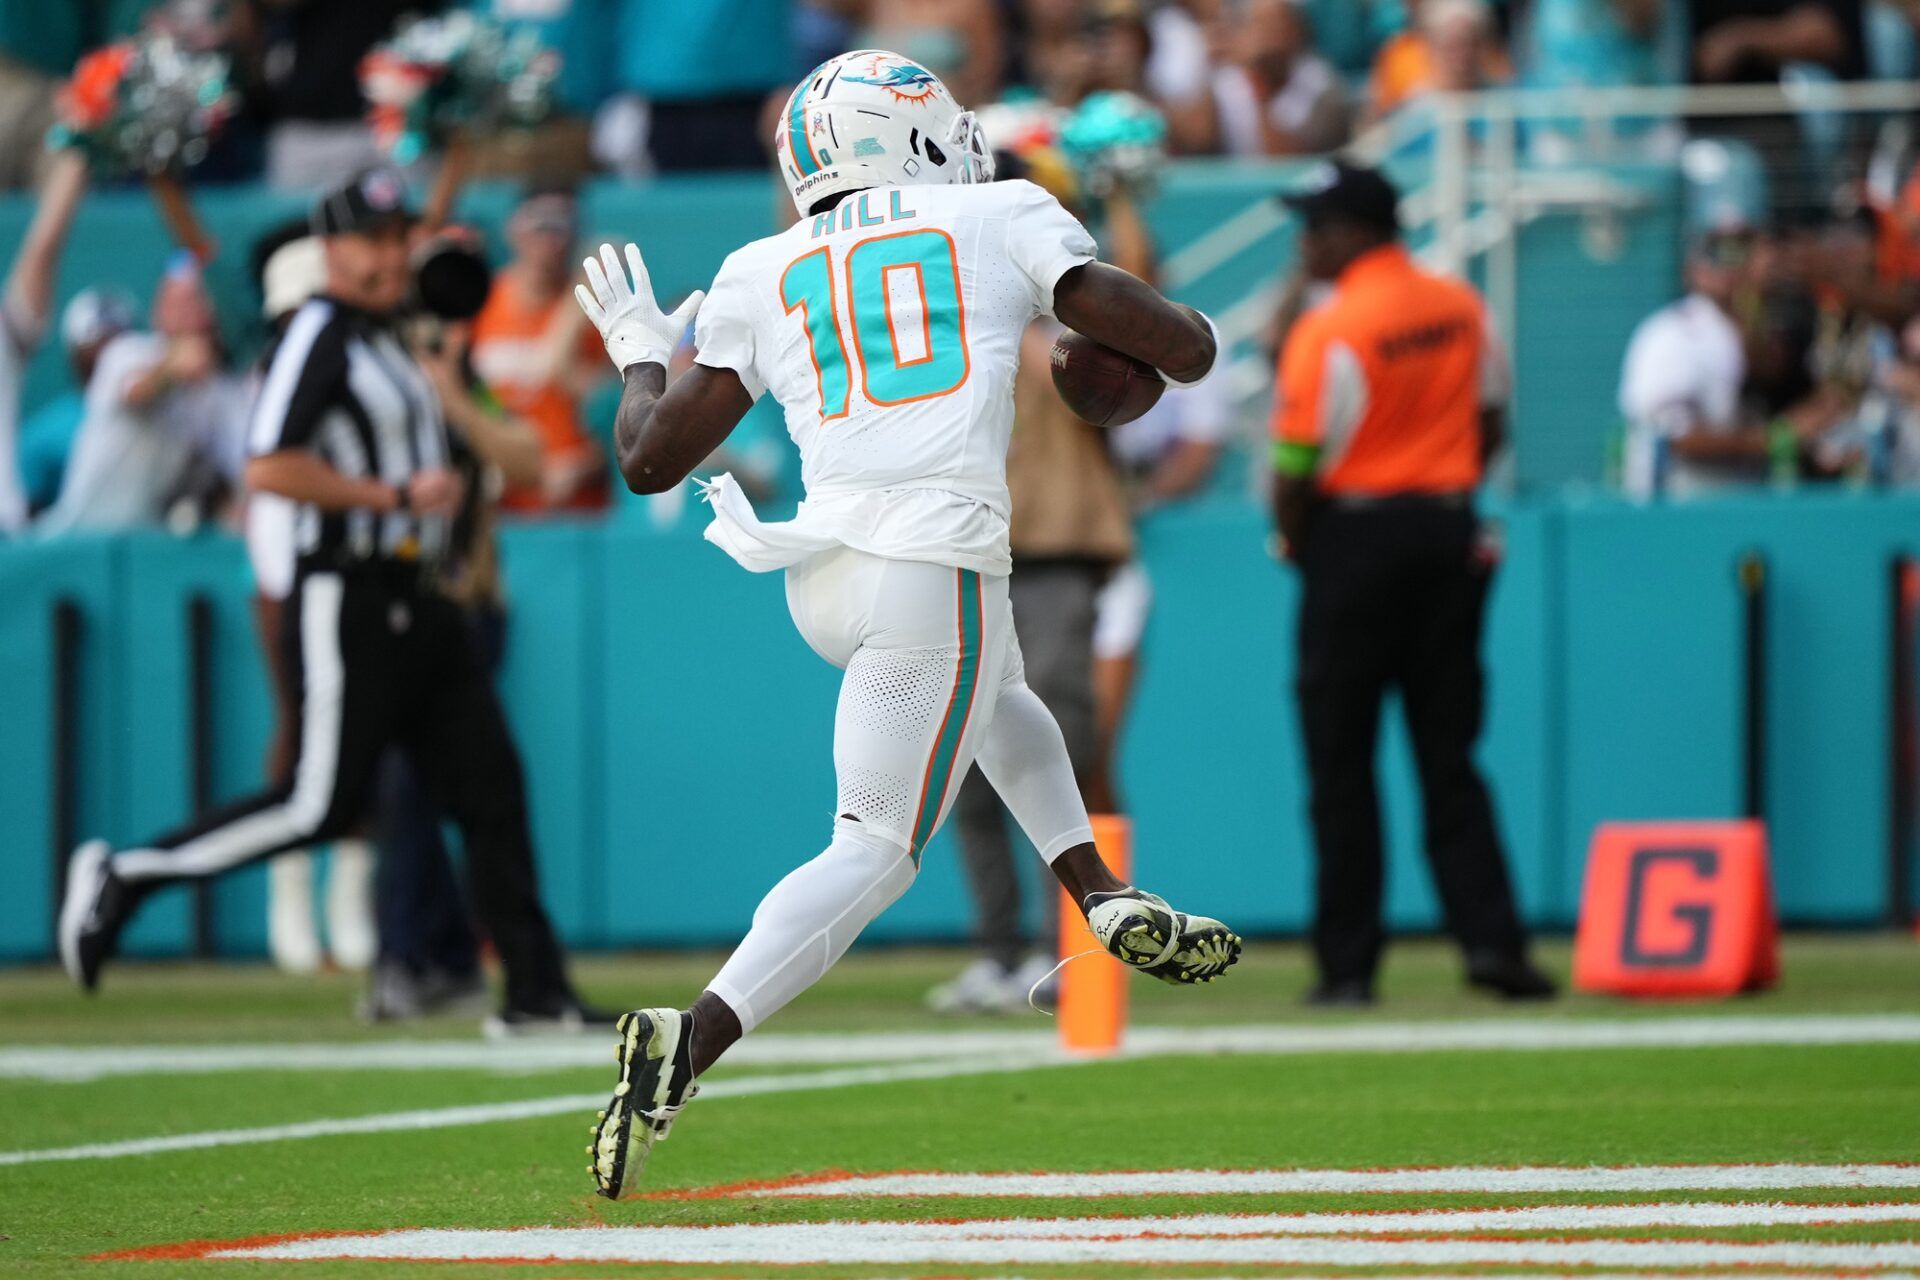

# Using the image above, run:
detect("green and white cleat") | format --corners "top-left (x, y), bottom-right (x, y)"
top-left (587, 1007), bottom-right (698, 1199)
top-left (1084, 887), bottom-right (1242, 985)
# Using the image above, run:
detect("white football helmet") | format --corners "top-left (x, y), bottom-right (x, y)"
top-left (775, 49), bottom-right (994, 218)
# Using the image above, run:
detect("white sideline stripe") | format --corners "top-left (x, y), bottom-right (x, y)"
top-left (211, 1217), bottom-right (1920, 1267)
top-left (0, 1054), bottom-right (1065, 1168)
top-left (751, 1164), bottom-right (1920, 1198)
top-left (8, 1013), bottom-right (1918, 1081)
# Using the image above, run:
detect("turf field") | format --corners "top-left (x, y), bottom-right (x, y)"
top-left (3, 935), bottom-right (1919, 1277)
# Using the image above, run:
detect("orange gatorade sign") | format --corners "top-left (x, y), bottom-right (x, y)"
top-left (1573, 821), bottom-right (1779, 997)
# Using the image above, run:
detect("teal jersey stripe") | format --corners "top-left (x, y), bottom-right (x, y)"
top-left (908, 570), bottom-right (983, 861)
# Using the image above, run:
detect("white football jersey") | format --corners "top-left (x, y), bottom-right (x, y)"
top-left (693, 179), bottom-right (1096, 576)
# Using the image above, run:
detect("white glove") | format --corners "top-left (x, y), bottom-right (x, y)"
top-left (574, 242), bottom-right (705, 373)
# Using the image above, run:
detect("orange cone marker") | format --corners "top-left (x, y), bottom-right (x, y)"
top-left (1058, 813), bottom-right (1131, 1055)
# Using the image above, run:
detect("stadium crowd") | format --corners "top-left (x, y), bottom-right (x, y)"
top-left (6, 0), bottom-right (1920, 529)
top-left (4, 1), bottom-right (1903, 189)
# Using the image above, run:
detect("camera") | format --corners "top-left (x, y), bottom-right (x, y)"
top-left (410, 232), bottom-right (493, 321)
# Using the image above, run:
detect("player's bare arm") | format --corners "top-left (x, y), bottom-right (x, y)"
top-left (609, 360), bottom-right (753, 494)
top-left (1051, 261), bottom-right (1217, 386)
top-left (576, 241), bottom-right (745, 495)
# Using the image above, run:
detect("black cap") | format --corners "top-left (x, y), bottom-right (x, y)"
top-left (310, 168), bottom-right (415, 237)
top-left (1280, 160), bottom-right (1400, 234)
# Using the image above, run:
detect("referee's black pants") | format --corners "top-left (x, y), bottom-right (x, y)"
top-left (1294, 501), bottom-right (1528, 987)
top-left (112, 564), bottom-right (574, 1012)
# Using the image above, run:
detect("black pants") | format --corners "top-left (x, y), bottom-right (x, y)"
top-left (371, 605), bottom-right (505, 979)
top-left (1294, 503), bottom-right (1527, 986)
top-left (114, 566), bottom-right (573, 1012)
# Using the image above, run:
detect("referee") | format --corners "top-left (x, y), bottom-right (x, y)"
top-left (59, 170), bottom-right (599, 1031)
top-left (1271, 161), bottom-right (1554, 1007)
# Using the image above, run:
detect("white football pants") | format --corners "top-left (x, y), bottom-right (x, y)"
top-left (707, 547), bottom-right (1096, 1033)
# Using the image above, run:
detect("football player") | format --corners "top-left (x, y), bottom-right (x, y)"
top-left (575, 51), bottom-right (1242, 1197)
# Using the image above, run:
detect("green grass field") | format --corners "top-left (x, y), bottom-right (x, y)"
top-left (3, 935), bottom-right (1919, 1277)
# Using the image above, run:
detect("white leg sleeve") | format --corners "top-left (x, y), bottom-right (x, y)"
top-left (706, 821), bottom-right (916, 1035)
top-left (976, 679), bottom-right (1096, 864)
top-left (709, 553), bottom-right (1005, 1036)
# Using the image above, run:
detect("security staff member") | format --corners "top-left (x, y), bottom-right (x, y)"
top-left (59, 170), bottom-right (600, 1031)
top-left (1271, 161), bottom-right (1553, 1006)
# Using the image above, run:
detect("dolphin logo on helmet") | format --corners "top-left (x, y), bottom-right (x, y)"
top-left (839, 57), bottom-right (940, 102)
top-left (775, 49), bottom-right (994, 219)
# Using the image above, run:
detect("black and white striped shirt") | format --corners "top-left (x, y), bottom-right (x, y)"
top-left (248, 296), bottom-right (450, 567)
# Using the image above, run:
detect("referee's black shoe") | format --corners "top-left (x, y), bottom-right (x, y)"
top-left (58, 841), bottom-right (144, 993)
top-left (1465, 951), bottom-right (1558, 1001)
top-left (1302, 978), bottom-right (1376, 1008)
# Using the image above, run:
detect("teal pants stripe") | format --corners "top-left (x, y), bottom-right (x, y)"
top-left (907, 570), bottom-right (983, 862)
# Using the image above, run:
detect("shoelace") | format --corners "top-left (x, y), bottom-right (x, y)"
top-left (1026, 945), bottom-right (1102, 1015)
top-left (1026, 895), bottom-right (1190, 1013)
top-left (643, 1083), bottom-right (699, 1139)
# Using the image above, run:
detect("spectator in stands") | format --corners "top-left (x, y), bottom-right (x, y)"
top-left (240, 0), bottom-right (440, 190)
top-left (1618, 226), bottom-right (1785, 497)
top-left (1074, 0), bottom-right (1222, 159)
top-left (858, 0), bottom-right (1003, 108)
top-left (1141, 0), bottom-right (1218, 152)
top-left (1524, 0), bottom-right (1681, 162)
top-left (1740, 215), bottom-right (1877, 480)
top-left (0, 3), bottom-right (158, 189)
top-left (38, 253), bottom-right (250, 533)
top-left (1202, 0), bottom-right (1351, 157)
top-left (1843, 312), bottom-right (1920, 484)
top-left (470, 184), bottom-right (612, 513)
top-left (1365, 0), bottom-right (1510, 123)
top-left (1, 152), bottom-right (91, 532)
top-left (1008, 0), bottom-right (1091, 103)
top-left (1527, 0), bottom-right (1675, 92)
top-left (469, 0), bottom-right (614, 178)
top-left (16, 289), bottom-right (138, 518)
top-left (1082, 0), bottom-right (1155, 97)
top-left (1691, 0), bottom-right (1864, 85)
top-left (1688, 0), bottom-right (1866, 223)
top-left (602, 0), bottom-right (791, 174)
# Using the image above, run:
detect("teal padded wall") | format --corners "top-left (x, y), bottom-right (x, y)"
top-left (3, 492), bottom-right (1916, 963)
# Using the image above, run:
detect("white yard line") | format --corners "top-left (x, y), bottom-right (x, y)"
top-left (740, 1164), bottom-right (1920, 1198)
top-left (205, 1217), bottom-right (1920, 1268)
top-left (8, 1014), bottom-right (1918, 1081)
top-left (0, 1054), bottom-right (1066, 1168)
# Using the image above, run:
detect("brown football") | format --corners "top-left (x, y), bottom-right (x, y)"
top-left (1049, 330), bottom-right (1165, 427)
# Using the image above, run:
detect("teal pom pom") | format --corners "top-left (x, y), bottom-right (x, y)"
top-left (1059, 91), bottom-right (1168, 200)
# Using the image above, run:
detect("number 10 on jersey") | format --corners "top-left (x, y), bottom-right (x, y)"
top-left (781, 229), bottom-right (971, 418)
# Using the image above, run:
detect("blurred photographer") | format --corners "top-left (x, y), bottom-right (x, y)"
top-left (363, 228), bottom-right (551, 1021)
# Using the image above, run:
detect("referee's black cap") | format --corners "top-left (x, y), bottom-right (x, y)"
top-left (310, 168), bottom-right (416, 238)
top-left (1279, 160), bottom-right (1400, 235)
